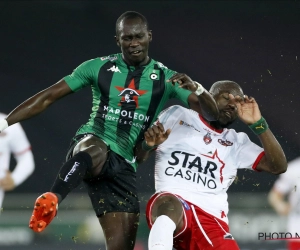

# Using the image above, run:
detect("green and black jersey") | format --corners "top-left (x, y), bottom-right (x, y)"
top-left (64, 53), bottom-right (191, 170)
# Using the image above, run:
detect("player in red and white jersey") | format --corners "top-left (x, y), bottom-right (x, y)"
top-left (268, 157), bottom-right (300, 250)
top-left (135, 80), bottom-right (287, 250)
top-left (0, 112), bottom-right (35, 210)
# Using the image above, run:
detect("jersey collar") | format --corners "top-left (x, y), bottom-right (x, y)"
top-left (198, 115), bottom-right (223, 133)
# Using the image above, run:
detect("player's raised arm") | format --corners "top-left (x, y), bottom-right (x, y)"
top-left (0, 79), bottom-right (73, 131)
top-left (232, 94), bottom-right (287, 174)
top-left (167, 73), bottom-right (219, 121)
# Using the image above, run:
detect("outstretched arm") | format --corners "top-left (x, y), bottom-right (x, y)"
top-left (1, 79), bottom-right (73, 130)
top-left (168, 73), bottom-right (219, 121)
top-left (232, 94), bottom-right (287, 174)
top-left (135, 122), bottom-right (171, 164)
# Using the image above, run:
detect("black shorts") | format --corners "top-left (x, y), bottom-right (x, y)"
top-left (66, 133), bottom-right (140, 217)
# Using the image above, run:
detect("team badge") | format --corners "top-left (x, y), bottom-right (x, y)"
top-left (203, 132), bottom-right (212, 145)
top-left (148, 69), bottom-right (160, 80)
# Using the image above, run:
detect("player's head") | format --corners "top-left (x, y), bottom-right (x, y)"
top-left (210, 80), bottom-right (244, 128)
top-left (115, 11), bottom-right (152, 67)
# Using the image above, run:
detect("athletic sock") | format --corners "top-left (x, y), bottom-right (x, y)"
top-left (148, 215), bottom-right (176, 250)
top-left (50, 151), bottom-right (93, 203)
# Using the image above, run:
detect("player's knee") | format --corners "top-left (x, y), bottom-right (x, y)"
top-left (155, 195), bottom-right (183, 220)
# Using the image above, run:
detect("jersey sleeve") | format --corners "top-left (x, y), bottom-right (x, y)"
top-left (155, 105), bottom-right (183, 130)
top-left (273, 171), bottom-right (294, 195)
top-left (234, 132), bottom-right (265, 171)
top-left (63, 58), bottom-right (99, 92)
top-left (8, 123), bottom-right (31, 154)
top-left (273, 159), bottom-right (300, 194)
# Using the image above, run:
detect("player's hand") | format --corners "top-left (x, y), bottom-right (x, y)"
top-left (167, 73), bottom-right (197, 92)
top-left (144, 122), bottom-right (171, 147)
top-left (0, 170), bottom-right (15, 191)
top-left (229, 94), bottom-right (262, 125)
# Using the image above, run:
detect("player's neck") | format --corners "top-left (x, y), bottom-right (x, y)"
top-left (123, 56), bottom-right (150, 67)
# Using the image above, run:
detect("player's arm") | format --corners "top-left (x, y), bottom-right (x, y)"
top-left (268, 188), bottom-right (290, 216)
top-left (168, 73), bottom-right (219, 121)
top-left (255, 130), bottom-right (287, 174)
top-left (0, 150), bottom-right (35, 191)
top-left (0, 79), bottom-right (72, 130)
top-left (135, 122), bottom-right (171, 164)
top-left (233, 94), bottom-right (287, 174)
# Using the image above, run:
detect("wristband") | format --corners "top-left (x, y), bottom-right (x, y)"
top-left (194, 81), bottom-right (205, 96)
top-left (248, 117), bottom-right (269, 135)
top-left (142, 140), bottom-right (157, 151)
top-left (0, 119), bottom-right (8, 132)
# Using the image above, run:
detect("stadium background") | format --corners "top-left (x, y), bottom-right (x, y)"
top-left (1, 1), bottom-right (299, 249)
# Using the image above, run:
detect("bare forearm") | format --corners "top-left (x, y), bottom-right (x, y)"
top-left (6, 91), bottom-right (54, 125)
top-left (258, 130), bottom-right (287, 174)
top-left (188, 88), bottom-right (219, 122)
top-left (5, 80), bottom-right (72, 126)
top-left (197, 90), bottom-right (219, 121)
top-left (135, 140), bottom-right (155, 165)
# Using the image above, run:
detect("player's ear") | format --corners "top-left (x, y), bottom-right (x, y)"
top-left (148, 30), bottom-right (152, 42)
top-left (115, 36), bottom-right (120, 47)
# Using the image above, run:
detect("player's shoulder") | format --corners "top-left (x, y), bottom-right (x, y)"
top-left (151, 58), bottom-right (175, 71)
top-left (82, 54), bottom-right (119, 65)
top-left (225, 129), bottom-right (251, 144)
top-left (98, 53), bottom-right (119, 62)
top-left (286, 157), bottom-right (300, 173)
top-left (164, 105), bottom-right (189, 113)
top-left (159, 105), bottom-right (196, 118)
top-left (0, 112), bottom-right (7, 119)
top-left (74, 54), bottom-right (119, 71)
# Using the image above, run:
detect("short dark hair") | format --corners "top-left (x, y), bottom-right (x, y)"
top-left (116, 11), bottom-right (149, 35)
top-left (210, 80), bottom-right (243, 97)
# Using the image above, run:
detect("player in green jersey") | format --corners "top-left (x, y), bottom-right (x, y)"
top-left (0, 11), bottom-right (219, 250)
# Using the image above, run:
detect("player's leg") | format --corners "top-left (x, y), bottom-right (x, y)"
top-left (84, 151), bottom-right (140, 250)
top-left (147, 193), bottom-right (184, 250)
top-left (99, 212), bottom-right (139, 250)
top-left (29, 134), bottom-right (108, 232)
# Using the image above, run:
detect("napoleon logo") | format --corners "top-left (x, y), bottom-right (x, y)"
top-left (218, 139), bottom-right (233, 147)
top-left (203, 132), bottom-right (212, 145)
top-left (118, 88), bottom-right (140, 104)
top-left (115, 79), bottom-right (147, 108)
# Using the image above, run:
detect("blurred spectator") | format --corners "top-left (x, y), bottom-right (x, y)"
top-left (268, 157), bottom-right (300, 250)
top-left (0, 112), bottom-right (35, 211)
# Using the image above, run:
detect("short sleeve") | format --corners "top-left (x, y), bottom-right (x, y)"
top-left (155, 105), bottom-right (183, 130)
top-left (235, 132), bottom-right (265, 171)
top-left (273, 172), bottom-right (294, 195)
top-left (273, 159), bottom-right (300, 194)
top-left (8, 123), bottom-right (31, 155)
top-left (64, 59), bottom-right (99, 92)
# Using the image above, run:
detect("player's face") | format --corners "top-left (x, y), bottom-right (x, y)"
top-left (214, 91), bottom-right (239, 127)
top-left (116, 17), bottom-right (152, 66)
